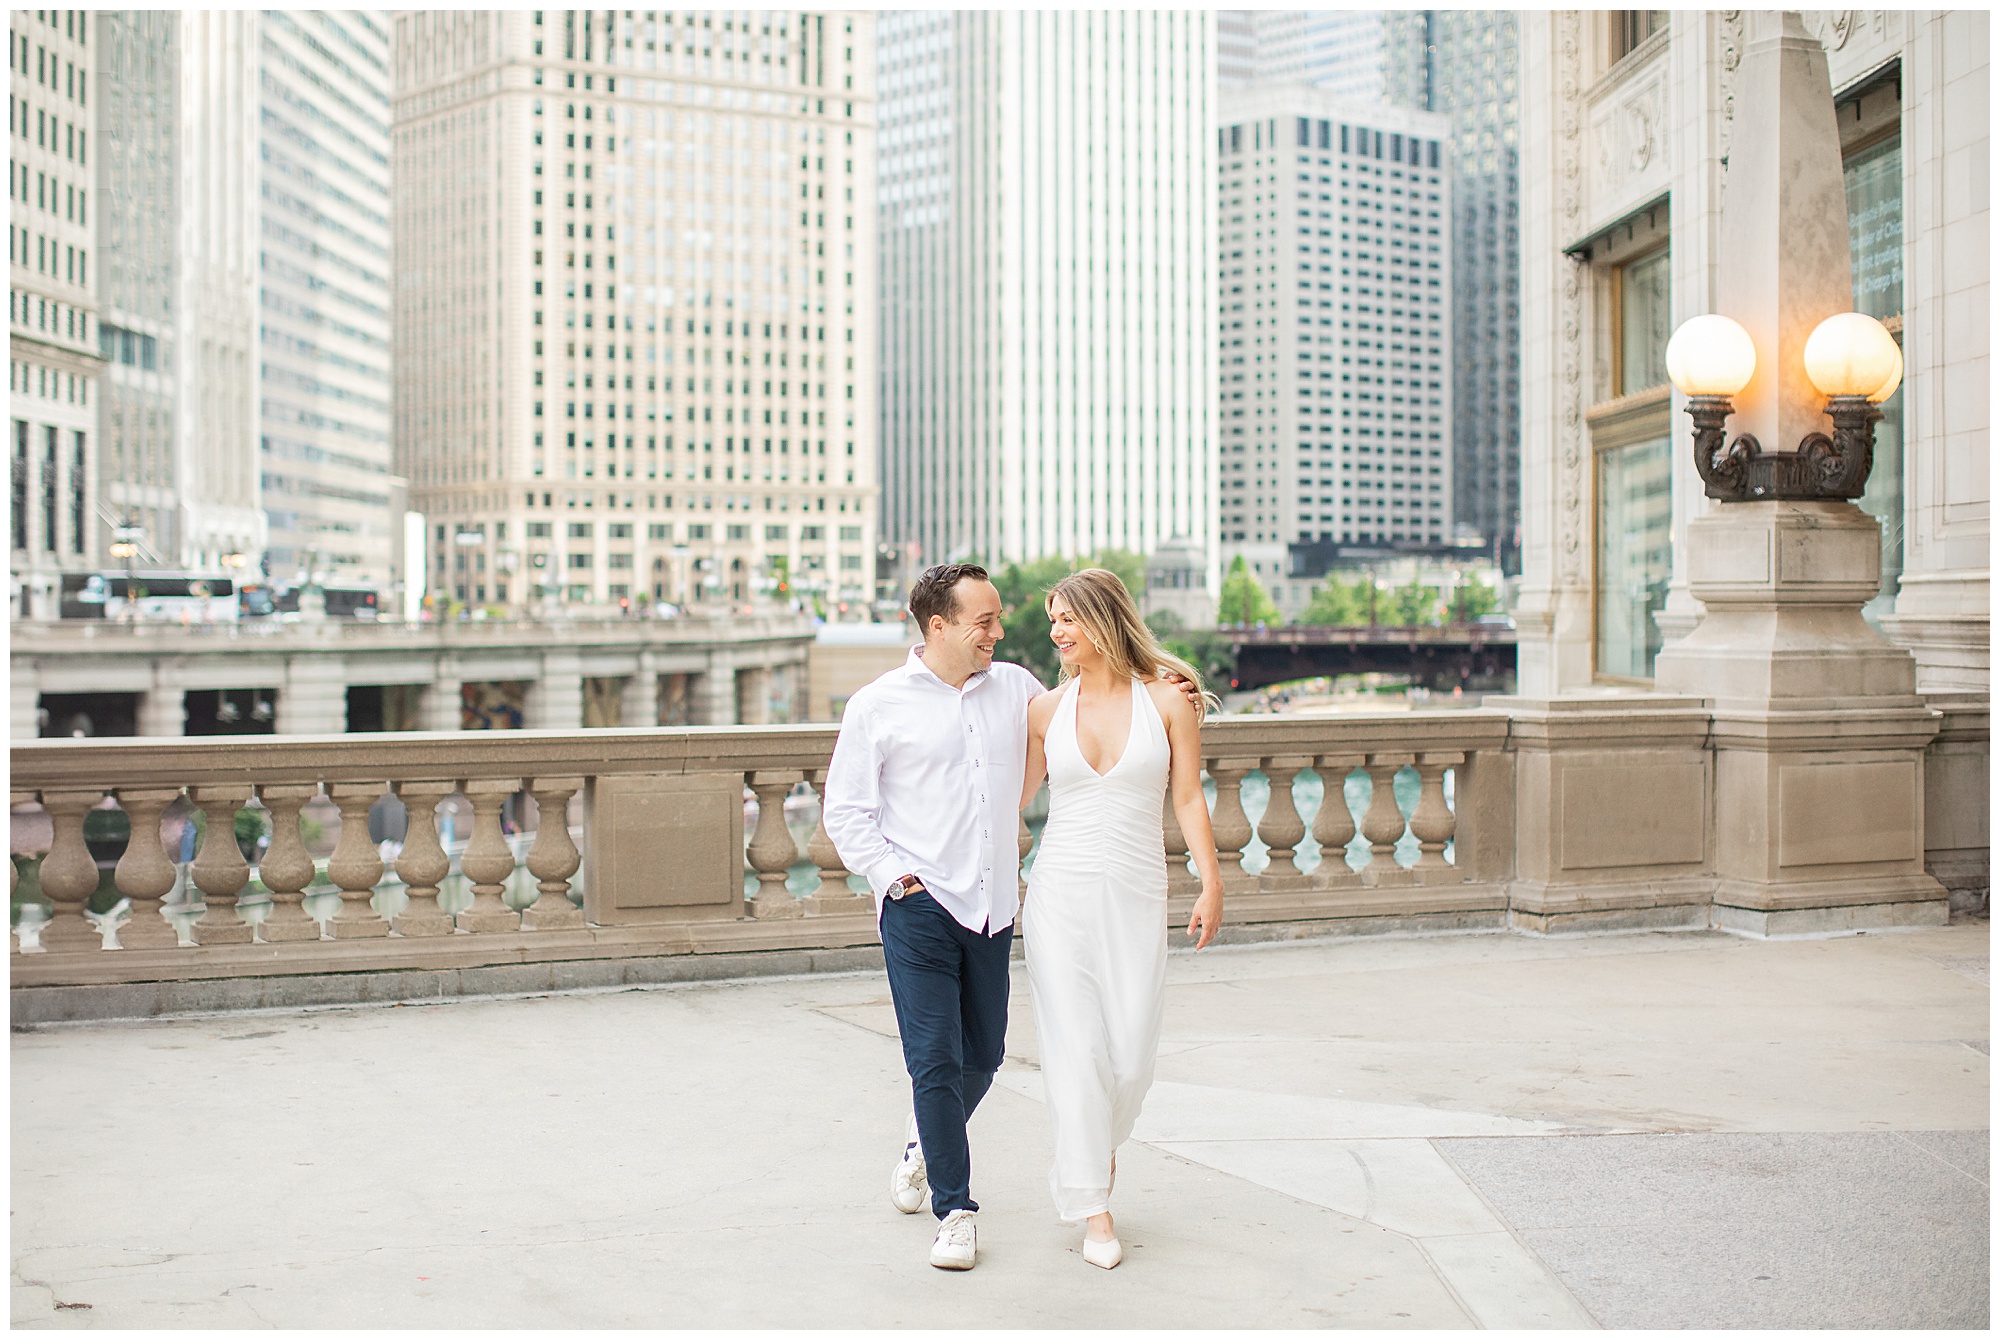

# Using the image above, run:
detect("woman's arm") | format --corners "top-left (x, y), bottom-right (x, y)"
top-left (1149, 682), bottom-right (1225, 949)
top-left (1021, 689), bottom-right (1059, 810)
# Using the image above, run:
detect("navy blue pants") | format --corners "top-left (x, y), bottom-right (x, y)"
top-left (879, 890), bottom-right (1013, 1220)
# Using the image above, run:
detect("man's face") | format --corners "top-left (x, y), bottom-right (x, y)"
top-left (927, 577), bottom-right (1005, 674)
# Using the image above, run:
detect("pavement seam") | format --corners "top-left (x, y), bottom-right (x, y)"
top-left (1889, 1129), bottom-right (1992, 1189)
top-left (1428, 1135), bottom-right (1603, 1328)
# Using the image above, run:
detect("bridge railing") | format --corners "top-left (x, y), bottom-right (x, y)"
top-left (7, 712), bottom-right (1515, 992)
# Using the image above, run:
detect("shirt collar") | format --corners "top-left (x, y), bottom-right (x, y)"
top-left (904, 644), bottom-right (992, 693)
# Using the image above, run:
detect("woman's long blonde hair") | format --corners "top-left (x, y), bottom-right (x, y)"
top-left (1045, 568), bottom-right (1220, 721)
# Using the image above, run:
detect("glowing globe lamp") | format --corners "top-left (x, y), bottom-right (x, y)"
top-left (1665, 314), bottom-right (1758, 397)
top-left (1803, 311), bottom-right (1900, 399)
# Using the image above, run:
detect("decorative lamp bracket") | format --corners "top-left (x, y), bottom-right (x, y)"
top-left (1686, 394), bottom-right (1878, 502)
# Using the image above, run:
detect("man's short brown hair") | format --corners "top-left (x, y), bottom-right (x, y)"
top-left (908, 562), bottom-right (991, 631)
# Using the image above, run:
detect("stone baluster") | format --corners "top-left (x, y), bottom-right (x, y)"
top-left (109, 788), bottom-right (184, 950)
top-left (1359, 755), bottom-right (1415, 887)
top-left (1257, 757), bottom-right (1314, 891)
top-left (746, 771), bottom-right (804, 919)
top-left (456, 780), bottom-right (523, 933)
top-left (522, 777), bottom-right (586, 930)
top-left (1161, 789), bottom-right (1201, 899)
top-left (391, 781), bottom-right (457, 937)
top-left (8, 791), bottom-right (25, 951)
top-left (256, 784), bottom-right (323, 943)
top-left (190, 785), bottom-right (256, 945)
top-left (1312, 756), bottom-right (1363, 885)
top-left (326, 784), bottom-right (390, 938)
top-left (1205, 759), bottom-right (1256, 891)
top-left (36, 790), bottom-right (106, 953)
top-left (803, 768), bottom-right (866, 915)
top-left (1409, 753), bottom-right (1463, 874)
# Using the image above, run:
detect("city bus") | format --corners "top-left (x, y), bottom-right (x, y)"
top-left (59, 572), bottom-right (241, 622)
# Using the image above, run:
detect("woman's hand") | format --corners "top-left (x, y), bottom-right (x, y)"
top-left (1161, 669), bottom-right (1204, 710)
top-left (1186, 882), bottom-right (1224, 950)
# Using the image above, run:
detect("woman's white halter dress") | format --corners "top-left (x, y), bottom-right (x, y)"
top-left (1024, 675), bottom-right (1171, 1223)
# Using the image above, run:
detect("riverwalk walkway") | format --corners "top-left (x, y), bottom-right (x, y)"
top-left (12, 918), bottom-right (1988, 1328)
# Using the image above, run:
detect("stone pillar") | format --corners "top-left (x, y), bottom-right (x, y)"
top-left (691, 655), bottom-right (737, 725)
top-left (11, 668), bottom-right (41, 741)
top-left (137, 674), bottom-right (186, 738)
top-left (737, 665), bottom-right (772, 725)
top-left (1654, 504), bottom-right (1947, 933)
top-left (620, 652), bottom-right (658, 727)
top-left (278, 654), bottom-right (347, 735)
top-left (528, 647), bottom-right (584, 730)
top-left (421, 658), bottom-right (463, 732)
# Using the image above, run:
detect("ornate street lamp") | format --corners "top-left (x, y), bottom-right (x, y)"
top-left (1667, 310), bottom-right (1902, 502)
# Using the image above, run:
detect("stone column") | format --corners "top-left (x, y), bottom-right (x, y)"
top-left (691, 655), bottom-right (737, 725)
top-left (278, 654), bottom-right (348, 734)
top-left (1645, 16), bottom-right (1946, 933)
top-left (137, 673), bottom-right (186, 738)
top-left (528, 647), bottom-right (584, 730)
top-left (619, 652), bottom-right (659, 727)
top-left (737, 666), bottom-right (772, 725)
top-left (11, 669), bottom-right (40, 741)
top-left (421, 658), bottom-right (464, 733)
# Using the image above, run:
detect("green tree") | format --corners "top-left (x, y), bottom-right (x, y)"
top-left (1450, 575), bottom-right (1499, 623)
top-left (1299, 573), bottom-right (1375, 627)
top-left (1215, 555), bottom-right (1281, 627)
top-left (1388, 577), bottom-right (1442, 627)
top-left (1146, 610), bottom-right (1237, 690)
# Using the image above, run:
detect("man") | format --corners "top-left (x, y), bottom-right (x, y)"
top-left (822, 563), bottom-right (1038, 1271)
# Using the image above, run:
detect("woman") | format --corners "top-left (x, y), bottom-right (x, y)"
top-left (1019, 568), bottom-right (1226, 1270)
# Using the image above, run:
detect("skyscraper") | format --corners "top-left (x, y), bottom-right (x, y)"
top-left (1383, 11), bottom-right (1520, 573)
top-left (1216, 86), bottom-right (1454, 615)
top-left (877, 11), bottom-right (1215, 577)
top-left (8, 8), bottom-right (101, 618)
top-left (393, 10), bottom-right (878, 616)
top-left (257, 11), bottom-right (398, 590)
top-left (1219, 11), bottom-right (1385, 101)
top-left (91, 11), bottom-right (264, 581)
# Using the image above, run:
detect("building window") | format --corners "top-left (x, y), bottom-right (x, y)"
top-left (1595, 433), bottom-right (1673, 680)
top-left (69, 429), bottom-right (84, 554)
top-left (1845, 125), bottom-right (1904, 622)
top-left (41, 424), bottom-right (58, 553)
top-left (11, 419), bottom-right (27, 551)
top-left (1614, 11), bottom-right (1666, 60)
top-left (1615, 247), bottom-right (1671, 397)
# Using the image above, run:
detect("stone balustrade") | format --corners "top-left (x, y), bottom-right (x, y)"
top-left (6, 712), bottom-right (1513, 990)
top-left (7, 694), bottom-right (1984, 1016)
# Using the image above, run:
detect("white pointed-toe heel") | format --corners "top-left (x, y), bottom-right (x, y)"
top-left (1082, 1233), bottom-right (1123, 1270)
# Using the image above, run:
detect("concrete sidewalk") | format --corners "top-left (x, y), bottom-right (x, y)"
top-left (11, 919), bottom-right (1989, 1328)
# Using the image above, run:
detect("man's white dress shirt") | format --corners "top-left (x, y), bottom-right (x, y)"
top-left (821, 646), bottom-right (1045, 934)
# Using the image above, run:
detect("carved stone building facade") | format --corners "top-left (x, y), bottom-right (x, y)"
top-left (1517, 10), bottom-right (1987, 693)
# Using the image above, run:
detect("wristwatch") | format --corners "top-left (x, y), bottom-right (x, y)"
top-left (888, 873), bottom-right (925, 900)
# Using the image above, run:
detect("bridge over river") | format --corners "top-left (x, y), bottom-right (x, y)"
top-left (1224, 622), bottom-right (1518, 692)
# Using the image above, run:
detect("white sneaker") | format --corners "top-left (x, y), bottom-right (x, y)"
top-left (890, 1114), bottom-right (928, 1214)
top-left (930, 1208), bottom-right (977, 1270)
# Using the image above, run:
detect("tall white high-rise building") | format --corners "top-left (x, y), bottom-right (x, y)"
top-left (91, 11), bottom-right (263, 581)
top-left (1216, 84), bottom-right (1452, 614)
top-left (1219, 11), bottom-right (1385, 102)
top-left (257, 11), bottom-right (398, 590)
top-left (877, 11), bottom-right (1216, 577)
top-left (8, 8), bottom-right (102, 618)
top-left (394, 10), bottom-right (878, 616)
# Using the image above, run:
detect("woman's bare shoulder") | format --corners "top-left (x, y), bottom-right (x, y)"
top-left (1028, 686), bottom-right (1066, 729)
top-left (1144, 676), bottom-right (1199, 727)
